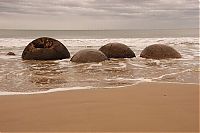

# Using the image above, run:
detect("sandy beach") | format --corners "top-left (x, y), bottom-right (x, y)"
top-left (0, 0), bottom-right (199, 133)
top-left (0, 82), bottom-right (199, 132)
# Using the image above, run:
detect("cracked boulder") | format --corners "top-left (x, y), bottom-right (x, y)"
top-left (22, 37), bottom-right (70, 60)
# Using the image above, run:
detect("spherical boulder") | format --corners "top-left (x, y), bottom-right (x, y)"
top-left (71, 49), bottom-right (108, 63)
top-left (7, 52), bottom-right (15, 56)
top-left (140, 44), bottom-right (181, 59)
top-left (99, 43), bottom-right (136, 58)
top-left (22, 37), bottom-right (70, 60)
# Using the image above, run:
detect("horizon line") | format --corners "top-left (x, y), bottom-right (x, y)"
top-left (0, 28), bottom-right (198, 31)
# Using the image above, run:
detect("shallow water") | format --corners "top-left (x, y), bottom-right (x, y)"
top-left (0, 37), bottom-right (199, 93)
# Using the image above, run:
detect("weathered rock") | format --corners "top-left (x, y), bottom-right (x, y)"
top-left (99, 43), bottom-right (135, 58)
top-left (7, 52), bottom-right (15, 56)
top-left (22, 37), bottom-right (70, 60)
top-left (71, 49), bottom-right (108, 63)
top-left (140, 44), bottom-right (181, 59)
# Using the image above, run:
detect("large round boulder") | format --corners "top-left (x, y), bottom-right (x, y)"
top-left (99, 43), bottom-right (135, 58)
top-left (71, 49), bottom-right (108, 63)
top-left (22, 37), bottom-right (70, 60)
top-left (140, 44), bottom-right (181, 59)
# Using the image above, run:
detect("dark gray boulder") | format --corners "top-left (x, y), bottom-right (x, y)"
top-left (22, 37), bottom-right (70, 60)
top-left (99, 43), bottom-right (136, 58)
top-left (71, 49), bottom-right (108, 63)
top-left (7, 52), bottom-right (15, 56)
top-left (140, 44), bottom-right (181, 59)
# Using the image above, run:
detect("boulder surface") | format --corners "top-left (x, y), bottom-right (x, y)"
top-left (140, 44), bottom-right (181, 59)
top-left (22, 37), bottom-right (70, 60)
top-left (71, 49), bottom-right (108, 63)
top-left (99, 43), bottom-right (135, 58)
top-left (7, 52), bottom-right (15, 56)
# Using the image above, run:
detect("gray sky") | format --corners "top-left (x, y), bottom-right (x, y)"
top-left (0, 0), bottom-right (198, 30)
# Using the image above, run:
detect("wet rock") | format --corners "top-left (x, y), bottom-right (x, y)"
top-left (22, 37), bottom-right (70, 60)
top-left (140, 44), bottom-right (181, 59)
top-left (99, 43), bottom-right (136, 58)
top-left (7, 52), bottom-right (15, 56)
top-left (71, 49), bottom-right (108, 63)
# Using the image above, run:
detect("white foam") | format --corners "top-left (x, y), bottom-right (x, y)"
top-left (0, 38), bottom-right (32, 47)
top-left (87, 63), bottom-right (103, 69)
top-left (105, 77), bottom-right (152, 82)
top-left (152, 69), bottom-right (191, 80)
top-left (0, 37), bottom-right (198, 48)
top-left (0, 86), bottom-right (92, 96)
top-left (109, 63), bottom-right (126, 70)
top-left (150, 81), bottom-right (199, 85)
top-left (0, 79), bottom-right (198, 96)
top-left (0, 55), bottom-right (20, 60)
top-left (118, 62), bottom-right (127, 68)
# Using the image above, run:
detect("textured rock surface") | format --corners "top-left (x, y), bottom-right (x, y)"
top-left (99, 43), bottom-right (135, 58)
top-left (22, 37), bottom-right (70, 60)
top-left (7, 52), bottom-right (15, 56)
top-left (71, 49), bottom-right (108, 63)
top-left (140, 44), bottom-right (181, 59)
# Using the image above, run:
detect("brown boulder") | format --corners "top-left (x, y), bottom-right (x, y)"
top-left (99, 43), bottom-right (136, 58)
top-left (7, 52), bottom-right (15, 56)
top-left (71, 49), bottom-right (108, 63)
top-left (22, 37), bottom-right (70, 60)
top-left (140, 44), bottom-right (181, 59)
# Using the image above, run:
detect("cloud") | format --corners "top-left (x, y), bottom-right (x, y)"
top-left (0, 0), bottom-right (198, 16)
top-left (0, 0), bottom-right (198, 29)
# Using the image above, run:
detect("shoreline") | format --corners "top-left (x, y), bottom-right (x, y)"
top-left (0, 81), bottom-right (199, 96)
top-left (0, 82), bottom-right (199, 132)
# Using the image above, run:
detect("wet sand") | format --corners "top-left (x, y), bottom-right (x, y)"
top-left (0, 82), bottom-right (199, 132)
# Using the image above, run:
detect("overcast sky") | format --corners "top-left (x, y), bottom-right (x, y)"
top-left (0, 0), bottom-right (198, 30)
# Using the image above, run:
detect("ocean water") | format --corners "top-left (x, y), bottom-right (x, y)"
top-left (0, 29), bottom-right (199, 95)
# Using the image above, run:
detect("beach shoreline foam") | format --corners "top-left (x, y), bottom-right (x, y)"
top-left (0, 81), bottom-right (199, 96)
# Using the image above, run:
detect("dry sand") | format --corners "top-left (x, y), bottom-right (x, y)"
top-left (0, 82), bottom-right (199, 132)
